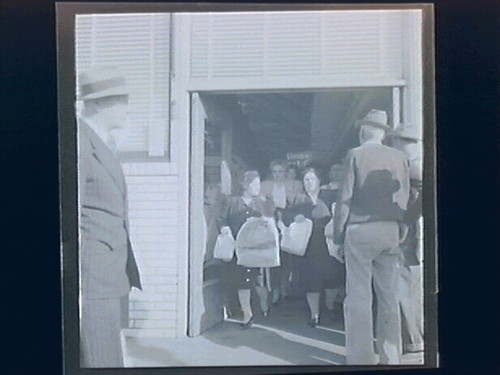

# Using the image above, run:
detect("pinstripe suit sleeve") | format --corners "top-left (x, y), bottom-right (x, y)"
top-left (124, 177), bottom-right (142, 290)
top-left (78, 130), bottom-right (91, 214)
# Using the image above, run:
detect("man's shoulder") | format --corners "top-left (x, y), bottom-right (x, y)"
top-left (380, 144), bottom-right (409, 162)
top-left (354, 143), bottom-right (407, 159)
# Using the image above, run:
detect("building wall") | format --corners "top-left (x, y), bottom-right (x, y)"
top-left (122, 162), bottom-right (180, 338)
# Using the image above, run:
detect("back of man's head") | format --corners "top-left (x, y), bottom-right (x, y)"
top-left (359, 124), bottom-right (386, 144)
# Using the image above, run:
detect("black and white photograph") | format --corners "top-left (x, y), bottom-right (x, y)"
top-left (57, 3), bottom-right (438, 372)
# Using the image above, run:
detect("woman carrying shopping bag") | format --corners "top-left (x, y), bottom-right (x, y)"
top-left (280, 166), bottom-right (345, 327)
top-left (216, 170), bottom-right (278, 329)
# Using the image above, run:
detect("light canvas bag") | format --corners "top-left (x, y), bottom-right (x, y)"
top-left (213, 231), bottom-right (235, 261)
top-left (235, 217), bottom-right (280, 268)
top-left (280, 218), bottom-right (313, 256)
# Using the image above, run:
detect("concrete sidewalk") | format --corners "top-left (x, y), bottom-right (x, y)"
top-left (124, 298), bottom-right (423, 367)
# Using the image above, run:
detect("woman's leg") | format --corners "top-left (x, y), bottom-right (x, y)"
top-left (255, 285), bottom-right (270, 314)
top-left (255, 270), bottom-right (270, 314)
top-left (306, 292), bottom-right (320, 321)
top-left (280, 264), bottom-right (291, 299)
top-left (325, 287), bottom-right (343, 321)
top-left (325, 288), bottom-right (338, 310)
top-left (271, 287), bottom-right (280, 304)
top-left (238, 289), bottom-right (252, 323)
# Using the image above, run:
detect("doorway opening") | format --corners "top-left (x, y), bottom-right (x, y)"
top-left (188, 88), bottom-right (396, 336)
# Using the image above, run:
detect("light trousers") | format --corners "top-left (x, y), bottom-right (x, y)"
top-left (80, 295), bottom-right (129, 367)
top-left (344, 221), bottom-right (402, 365)
top-left (398, 264), bottom-right (424, 352)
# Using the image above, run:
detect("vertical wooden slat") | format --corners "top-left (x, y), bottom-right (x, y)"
top-left (392, 86), bottom-right (401, 127)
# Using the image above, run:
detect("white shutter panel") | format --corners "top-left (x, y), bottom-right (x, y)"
top-left (322, 12), bottom-right (381, 75)
top-left (75, 14), bottom-right (170, 155)
top-left (266, 12), bottom-right (322, 76)
top-left (190, 10), bottom-right (404, 85)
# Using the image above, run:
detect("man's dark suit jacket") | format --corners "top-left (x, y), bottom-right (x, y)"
top-left (78, 121), bottom-right (141, 299)
top-left (334, 143), bottom-right (411, 244)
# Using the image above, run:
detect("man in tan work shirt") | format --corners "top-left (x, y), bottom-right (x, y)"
top-left (334, 109), bottom-right (410, 365)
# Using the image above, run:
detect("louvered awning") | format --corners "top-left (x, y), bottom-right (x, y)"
top-left (75, 14), bottom-right (171, 155)
top-left (188, 11), bottom-right (405, 91)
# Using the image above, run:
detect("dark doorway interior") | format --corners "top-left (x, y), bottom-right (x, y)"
top-left (201, 88), bottom-right (393, 180)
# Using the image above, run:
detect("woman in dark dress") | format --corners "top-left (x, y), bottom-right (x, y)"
top-left (218, 170), bottom-right (275, 328)
top-left (280, 166), bottom-right (345, 327)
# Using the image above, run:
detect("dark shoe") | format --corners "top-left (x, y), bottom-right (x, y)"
top-left (330, 309), bottom-right (341, 322)
top-left (404, 343), bottom-right (424, 353)
top-left (262, 309), bottom-right (270, 317)
top-left (330, 304), bottom-right (344, 322)
top-left (240, 317), bottom-right (254, 329)
top-left (308, 317), bottom-right (320, 327)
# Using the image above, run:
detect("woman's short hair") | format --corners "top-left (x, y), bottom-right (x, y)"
top-left (302, 166), bottom-right (323, 184)
top-left (240, 170), bottom-right (260, 188)
top-left (269, 159), bottom-right (289, 170)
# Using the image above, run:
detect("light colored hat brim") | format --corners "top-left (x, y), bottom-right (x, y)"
top-left (387, 130), bottom-right (422, 142)
top-left (356, 119), bottom-right (392, 131)
top-left (79, 86), bottom-right (129, 101)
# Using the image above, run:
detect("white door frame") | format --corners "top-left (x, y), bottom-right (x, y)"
top-left (183, 86), bottom-right (404, 336)
top-left (171, 12), bottom-right (421, 338)
top-left (187, 93), bottom-right (208, 336)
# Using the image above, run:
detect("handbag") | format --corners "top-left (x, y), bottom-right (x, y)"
top-left (280, 218), bottom-right (313, 256)
top-left (213, 231), bottom-right (235, 261)
top-left (235, 217), bottom-right (280, 268)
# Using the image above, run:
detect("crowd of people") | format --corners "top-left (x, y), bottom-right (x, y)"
top-left (206, 109), bottom-right (424, 365)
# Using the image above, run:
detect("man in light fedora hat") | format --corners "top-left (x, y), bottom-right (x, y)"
top-left (388, 124), bottom-right (424, 354)
top-left (77, 66), bottom-right (141, 367)
top-left (334, 109), bottom-right (411, 364)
